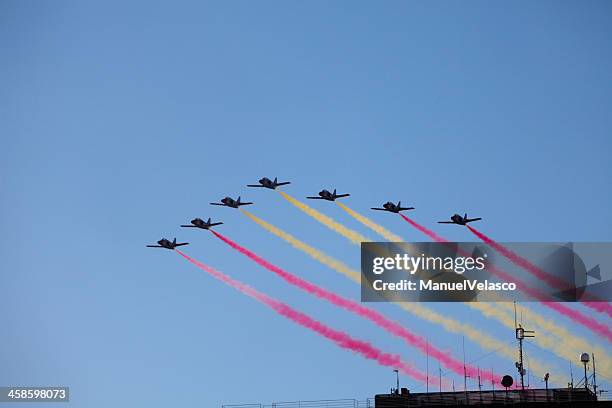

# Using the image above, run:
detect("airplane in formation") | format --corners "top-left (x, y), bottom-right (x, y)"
top-left (307, 189), bottom-right (350, 201)
top-left (210, 196), bottom-right (253, 208)
top-left (438, 213), bottom-right (482, 225)
top-left (247, 177), bottom-right (291, 189)
top-left (180, 217), bottom-right (223, 230)
top-left (146, 238), bottom-right (189, 250)
top-left (371, 201), bottom-right (415, 213)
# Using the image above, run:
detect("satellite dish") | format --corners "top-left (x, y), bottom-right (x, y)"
top-left (580, 353), bottom-right (590, 363)
top-left (501, 375), bottom-right (514, 388)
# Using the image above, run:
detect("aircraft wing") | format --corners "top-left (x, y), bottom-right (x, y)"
top-left (210, 202), bottom-right (226, 206)
top-left (437, 221), bottom-right (454, 224)
top-left (466, 218), bottom-right (482, 222)
top-left (306, 196), bottom-right (324, 199)
top-left (336, 194), bottom-right (350, 198)
top-left (146, 245), bottom-right (163, 247)
top-left (276, 182), bottom-right (290, 186)
top-left (180, 225), bottom-right (196, 227)
top-left (371, 207), bottom-right (387, 211)
top-left (210, 222), bottom-right (223, 226)
top-left (238, 202), bottom-right (253, 206)
top-left (247, 184), bottom-right (264, 187)
top-left (175, 243), bottom-right (189, 247)
top-left (400, 207), bottom-right (415, 211)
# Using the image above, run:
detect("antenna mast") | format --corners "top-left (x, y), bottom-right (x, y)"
top-left (463, 336), bottom-right (469, 403)
top-left (426, 340), bottom-right (429, 393)
top-left (491, 367), bottom-right (495, 398)
top-left (438, 360), bottom-right (442, 394)
top-left (593, 353), bottom-right (597, 395)
top-left (478, 366), bottom-right (483, 403)
top-left (515, 324), bottom-right (535, 391)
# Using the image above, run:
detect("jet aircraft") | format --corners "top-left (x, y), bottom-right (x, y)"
top-left (438, 213), bottom-right (482, 225)
top-left (306, 189), bottom-right (350, 201)
top-left (371, 201), bottom-right (415, 213)
top-left (210, 196), bottom-right (253, 208)
top-left (146, 238), bottom-right (189, 250)
top-left (247, 177), bottom-right (290, 189)
top-left (180, 217), bottom-right (223, 229)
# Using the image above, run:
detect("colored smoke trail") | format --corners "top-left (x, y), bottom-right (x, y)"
top-left (492, 302), bottom-right (612, 378)
top-left (399, 213), bottom-right (448, 243)
top-left (277, 190), bottom-right (370, 245)
top-left (211, 230), bottom-right (502, 383)
top-left (241, 209), bottom-right (361, 282)
top-left (336, 202), bottom-right (404, 242)
top-left (542, 300), bottom-right (612, 342)
top-left (175, 250), bottom-right (429, 384)
top-left (467, 225), bottom-right (612, 319)
top-left (400, 216), bottom-right (612, 342)
top-left (240, 210), bottom-right (550, 377)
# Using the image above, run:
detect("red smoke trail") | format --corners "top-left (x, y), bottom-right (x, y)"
top-left (399, 214), bottom-right (448, 243)
top-left (398, 216), bottom-right (612, 341)
top-left (210, 230), bottom-right (497, 383)
top-left (467, 225), bottom-right (612, 319)
top-left (175, 250), bottom-right (429, 384)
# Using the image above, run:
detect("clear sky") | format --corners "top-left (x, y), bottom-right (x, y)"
top-left (2, 1), bottom-right (611, 407)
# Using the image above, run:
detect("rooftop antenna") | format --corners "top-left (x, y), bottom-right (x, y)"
top-left (514, 304), bottom-right (534, 391)
top-left (526, 350), bottom-right (531, 388)
top-left (491, 367), bottom-right (496, 399)
top-left (426, 341), bottom-right (430, 394)
top-left (544, 373), bottom-right (550, 402)
top-left (438, 361), bottom-right (442, 394)
top-left (580, 353), bottom-right (590, 391)
top-left (393, 369), bottom-right (400, 395)
top-left (478, 366), bottom-right (483, 403)
top-left (569, 360), bottom-right (574, 389)
top-left (463, 336), bottom-right (470, 403)
top-left (592, 353), bottom-right (597, 396)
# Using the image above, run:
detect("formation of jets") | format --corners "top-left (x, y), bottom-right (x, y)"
top-left (147, 176), bottom-right (483, 249)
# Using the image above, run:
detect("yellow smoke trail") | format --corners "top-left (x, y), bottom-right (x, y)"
top-left (241, 209), bottom-right (552, 378)
top-left (336, 202), bottom-right (405, 242)
top-left (277, 191), bottom-right (370, 245)
top-left (241, 209), bottom-right (360, 282)
top-left (484, 302), bottom-right (612, 378)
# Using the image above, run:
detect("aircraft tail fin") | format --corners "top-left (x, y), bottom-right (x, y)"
top-left (587, 265), bottom-right (602, 281)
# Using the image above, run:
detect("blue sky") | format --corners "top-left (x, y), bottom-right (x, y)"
top-left (1, 1), bottom-right (611, 406)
